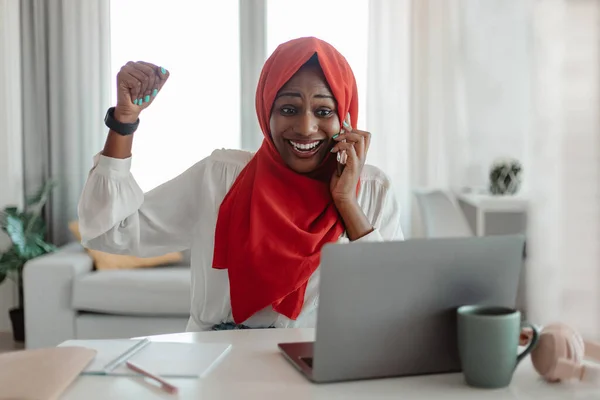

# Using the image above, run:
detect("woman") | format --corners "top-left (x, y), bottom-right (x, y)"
top-left (78, 37), bottom-right (403, 331)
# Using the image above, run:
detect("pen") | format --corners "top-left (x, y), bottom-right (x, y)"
top-left (102, 338), bottom-right (150, 373)
top-left (126, 360), bottom-right (179, 395)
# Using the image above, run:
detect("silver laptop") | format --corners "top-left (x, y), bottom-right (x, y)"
top-left (278, 234), bottom-right (526, 383)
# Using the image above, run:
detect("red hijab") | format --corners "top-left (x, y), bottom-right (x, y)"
top-left (212, 37), bottom-right (359, 324)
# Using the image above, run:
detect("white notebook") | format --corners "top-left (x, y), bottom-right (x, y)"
top-left (58, 339), bottom-right (231, 378)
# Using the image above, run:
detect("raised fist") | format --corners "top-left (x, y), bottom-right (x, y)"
top-left (114, 61), bottom-right (169, 123)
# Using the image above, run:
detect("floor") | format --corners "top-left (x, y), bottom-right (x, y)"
top-left (0, 331), bottom-right (23, 353)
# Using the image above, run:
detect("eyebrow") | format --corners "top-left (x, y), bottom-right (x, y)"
top-left (275, 91), bottom-right (335, 100)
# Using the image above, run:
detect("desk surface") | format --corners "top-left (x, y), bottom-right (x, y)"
top-left (456, 192), bottom-right (528, 212)
top-left (62, 328), bottom-right (595, 399)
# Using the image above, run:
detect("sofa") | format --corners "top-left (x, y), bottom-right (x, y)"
top-left (23, 242), bottom-right (192, 349)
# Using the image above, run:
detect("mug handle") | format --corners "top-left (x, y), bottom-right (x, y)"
top-left (516, 322), bottom-right (539, 365)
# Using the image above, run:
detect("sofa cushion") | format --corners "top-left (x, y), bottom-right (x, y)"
top-left (68, 221), bottom-right (184, 270)
top-left (72, 267), bottom-right (191, 316)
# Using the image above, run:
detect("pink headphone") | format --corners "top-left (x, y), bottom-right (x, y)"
top-left (521, 322), bottom-right (600, 383)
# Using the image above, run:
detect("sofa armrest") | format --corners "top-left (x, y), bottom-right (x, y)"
top-left (23, 242), bottom-right (93, 348)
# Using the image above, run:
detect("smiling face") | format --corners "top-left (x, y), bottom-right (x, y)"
top-left (269, 63), bottom-right (341, 174)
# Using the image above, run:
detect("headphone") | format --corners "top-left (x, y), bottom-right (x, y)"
top-left (520, 322), bottom-right (600, 383)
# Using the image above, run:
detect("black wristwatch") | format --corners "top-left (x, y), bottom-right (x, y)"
top-left (104, 107), bottom-right (139, 136)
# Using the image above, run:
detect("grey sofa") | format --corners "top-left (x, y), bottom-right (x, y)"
top-left (23, 242), bottom-right (191, 349)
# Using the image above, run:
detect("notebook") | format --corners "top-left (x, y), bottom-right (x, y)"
top-left (0, 346), bottom-right (96, 400)
top-left (58, 339), bottom-right (231, 378)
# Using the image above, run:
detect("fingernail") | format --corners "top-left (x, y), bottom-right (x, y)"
top-left (133, 99), bottom-right (138, 105)
top-left (160, 67), bottom-right (167, 74)
top-left (144, 95), bottom-right (150, 103)
top-left (340, 151), bottom-right (348, 164)
top-left (152, 89), bottom-right (158, 97)
top-left (138, 98), bottom-right (143, 105)
top-left (330, 148), bottom-right (336, 153)
top-left (332, 133), bottom-right (340, 139)
top-left (343, 120), bottom-right (350, 128)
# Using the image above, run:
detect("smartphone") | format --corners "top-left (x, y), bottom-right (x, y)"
top-left (336, 113), bottom-right (351, 176)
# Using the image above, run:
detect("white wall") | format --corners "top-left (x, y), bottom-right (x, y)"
top-left (0, 0), bottom-right (24, 332)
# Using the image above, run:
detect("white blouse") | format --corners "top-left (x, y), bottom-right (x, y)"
top-left (77, 148), bottom-right (404, 331)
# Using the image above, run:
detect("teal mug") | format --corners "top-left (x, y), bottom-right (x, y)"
top-left (457, 305), bottom-right (539, 388)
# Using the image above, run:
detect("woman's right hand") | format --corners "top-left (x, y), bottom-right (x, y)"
top-left (114, 61), bottom-right (170, 123)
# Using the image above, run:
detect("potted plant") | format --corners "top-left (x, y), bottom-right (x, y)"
top-left (0, 180), bottom-right (58, 342)
top-left (489, 158), bottom-right (523, 195)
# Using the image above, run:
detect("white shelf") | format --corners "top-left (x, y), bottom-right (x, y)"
top-left (455, 192), bottom-right (528, 212)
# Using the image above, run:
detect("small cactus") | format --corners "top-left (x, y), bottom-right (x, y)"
top-left (489, 158), bottom-right (522, 195)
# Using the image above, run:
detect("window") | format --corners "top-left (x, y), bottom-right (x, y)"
top-left (266, 0), bottom-right (369, 129)
top-left (110, 0), bottom-right (240, 191)
top-left (110, 1), bottom-right (369, 190)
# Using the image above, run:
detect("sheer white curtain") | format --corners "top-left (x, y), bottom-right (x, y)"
top-left (527, 0), bottom-right (600, 338)
top-left (20, 0), bottom-right (111, 245)
top-left (365, 0), bottom-right (411, 233)
top-left (403, 0), bottom-right (600, 336)
top-left (0, 0), bottom-right (24, 331)
top-left (367, 0), bottom-right (467, 237)
top-left (239, 0), bottom-right (266, 151)
top-left (0, 0), bottom-right (24, 216)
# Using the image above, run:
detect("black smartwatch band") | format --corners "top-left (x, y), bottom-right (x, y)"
top-left (104, 107), bottom-right (139, 136)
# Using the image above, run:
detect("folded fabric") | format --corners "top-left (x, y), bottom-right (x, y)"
top-left (69, 221), bottom-right (183, 270)
top-left (0, 346), bottom-right (96, 400)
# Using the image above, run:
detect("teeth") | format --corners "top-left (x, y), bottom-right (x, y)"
top-left (290, 140), bottom-right (321, 151)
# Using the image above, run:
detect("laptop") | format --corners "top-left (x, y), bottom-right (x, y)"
top-left (278, 234), bottom-right (526, 383)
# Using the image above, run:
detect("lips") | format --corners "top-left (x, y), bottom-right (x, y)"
top-left (286, 139), bottom-right (325, 158)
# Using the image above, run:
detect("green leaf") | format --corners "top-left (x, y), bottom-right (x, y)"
top-left (5, 214), bottom-right (26, 252)
top-left (22, 212), bottom-right (45, 235)
top-left (26, 179), bottom-right (57, 211)
top-left (34, 237), bottom-right (57, 253)
top-left (4, 214), bottom-right (48, 259)
top-left (0, 249), bottom-right (24, 277)
top-left (2, 207), bottom-right (18, 217)
top-left (0, 181), bottom-right (58, 266)
top-left (0, 206), bottom-right (19, 230)
top-left (0, 248), bottom-right (25, 285)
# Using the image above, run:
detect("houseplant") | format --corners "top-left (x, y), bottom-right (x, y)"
top-left (489, 158), bottom-right (523, 195)
top-left (0, 180), bottom-right (57, 342)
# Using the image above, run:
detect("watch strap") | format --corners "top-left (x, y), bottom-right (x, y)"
top-left (104, 107), bottom-right (139, 136)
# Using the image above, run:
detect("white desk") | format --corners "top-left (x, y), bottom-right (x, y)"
top-left (61, 328), bottom-right (597, 399)
top-left (455, 192), bottom-right (528, 237)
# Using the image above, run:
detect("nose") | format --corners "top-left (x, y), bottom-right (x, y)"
top-left (295, 111), bottom-right (319, 137)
